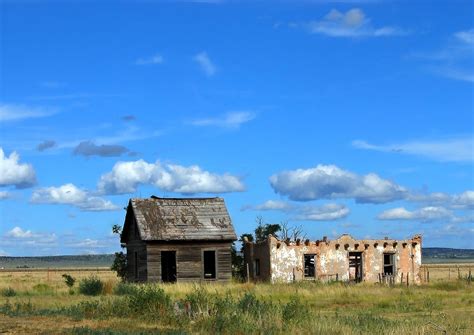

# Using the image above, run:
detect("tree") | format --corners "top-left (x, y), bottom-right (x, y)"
top-left (111, 224), bottom-right (128, 281)
top-left (254, 216), bottom-right (281, 242)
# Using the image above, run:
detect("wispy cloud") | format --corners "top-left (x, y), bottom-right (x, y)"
top-left (377, 206), bottom-right (473, 223)
top-left (193, 51), bottom-right (217, 76)
top-left (191, 111), bottom-right (255, 129)
top-left (0, 103), bottom-right (56, 122)
top-left (352, 136), bottom-right (474, 162)
top-left (0, 191), bottom-right (11, 200)
top-left (135, 53), bottom-right (164, 65)
top-left (298, 8), bottom-right (405, 38)
top-left (409, 28), bottom-right (474, 83)
top-left (242, 199), bottom-right (349, 221)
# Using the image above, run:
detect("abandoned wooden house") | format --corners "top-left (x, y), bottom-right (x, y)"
top-left (121, 196), bottom-right (237, 283)
top-left (243, 234), bottom-right (422, 284)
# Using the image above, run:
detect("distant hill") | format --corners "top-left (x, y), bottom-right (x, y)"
top-left (0, 254), bottom-right (115, 269)
top-left (0, 248), bottom-right (472, 269)
top-left (422, 247), bottom-right (474, 264)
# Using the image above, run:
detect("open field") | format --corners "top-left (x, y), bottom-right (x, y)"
top-left (0, 268), bottom-right (473, 334)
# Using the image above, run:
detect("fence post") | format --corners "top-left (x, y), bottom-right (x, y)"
top-left (406, 272), bottom-right (409, 287)
top-left (458, 266), bottom-right (460, 279)
top-left (427, 269), bottom-right (430, 283)
top-left (246, 263), bottom-right (250, 283)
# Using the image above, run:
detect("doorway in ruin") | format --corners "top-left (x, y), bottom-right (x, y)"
top-left (383, 253), bottom-right (395, 275)
top-left (349, 252), bottom-right (363, 283)
top-left (304, 254), bottom-right (316, 279)
top-left (161, 251), bottom-right (177, 283)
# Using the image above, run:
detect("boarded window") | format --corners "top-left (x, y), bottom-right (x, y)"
top-left (304, 254), bottom-right (316, 278)
top-left (254, 259), bottom-right (260, 276)
top-left (203, 250), bottom-right (216, 279)
top-left (383, 253), bottom-right (395, 275)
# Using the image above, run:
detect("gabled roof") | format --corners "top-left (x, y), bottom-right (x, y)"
top-left (122, 197), bottom-right (237, 242)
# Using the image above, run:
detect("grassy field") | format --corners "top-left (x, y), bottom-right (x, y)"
top-left (0, 268), bottom-right (473, 334)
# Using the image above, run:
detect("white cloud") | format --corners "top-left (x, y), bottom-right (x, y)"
top-left (191, 111), bottom-right (255, 128)
top-left (6, 227), bottom-right (34, 238)
top-left (305, 8), bottom-right (404, 38)
top-left (270, 164), bottom-right (406, 203)
top-left (352, 136), bottom-right (474, 162)
top-left (377, 206), bottom-right (457, 222)
top-left (31, 183), bottom-right (119, 211)
top-left (243, 200), bottom-right (349, 221)
top-left (0, 191), bottom-right (10, 200)
top-left (135, 54), bottom-right (164, 65)
top-left (455, 29), bottom-right (474, 44)
top-left (193, 51), bottom-right (217, 76)
top-left (408, 190), bottom-right (474, 210)
top-left (0, 103), bottom-right (56, 122)
top-left (0, 148), bottom-right (36, 188)
top-left (97, 160), bottom-right (245, 195)
top-left (295, 203), bottom-right (350, 221)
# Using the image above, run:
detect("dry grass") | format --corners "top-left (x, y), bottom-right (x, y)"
top-left (0, 267), bottom-right (473, 334)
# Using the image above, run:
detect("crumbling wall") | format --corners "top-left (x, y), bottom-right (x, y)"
top-left (244, 233), bottom-right (422, 284)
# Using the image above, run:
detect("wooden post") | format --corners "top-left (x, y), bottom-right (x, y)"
top-left (406, 272), bottom-right (409, 287)
top-left (427, 269), bottom-right (430, 283)
top-left (458, 266), bottom-right (460, 279)
top-left (401, 272), bottom-right (404, 284)
top-left (378, 273), bottom-right (381, 284)
top-left (336, 273), bottom-right (339, 282)
top-left (47, 267), bottom-right (50, 282)
top-left (448, 267), bottom-right (451, 280)
top-left (469, 268), bottom-right (472, 284)
top-left (246, 263), bottom-right (250, 283)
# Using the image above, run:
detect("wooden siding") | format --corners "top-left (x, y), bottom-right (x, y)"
top-left (125, 216), bottom-right (147, 282)
top-left (146, 241), bottom-right (232, 283)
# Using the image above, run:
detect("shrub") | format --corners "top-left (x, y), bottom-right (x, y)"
top-left (62, 274), bottom-right (76, 288)
top-left (1, 287), bottom-right (16, 297)
top-left (79, 276), bottom-right (104, 296)
top-left (127, 285), bottom-right (172, 318)
top-left (113, 282), bottom-right (138, 296)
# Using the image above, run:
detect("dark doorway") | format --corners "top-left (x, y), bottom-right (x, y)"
top-left (349, 252), bottom-right (363, 283)
top-left (161, 251), bottom-right (177, 283)
top-left (203, 250), bottom-right (216, 279)
top-left (304, 254), bottom-right (316, 278)
top-left (383, 253), bottom-right (395, 275)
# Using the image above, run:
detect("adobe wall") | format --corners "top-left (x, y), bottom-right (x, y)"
top-left (245, 234), bottom-right (422, 284)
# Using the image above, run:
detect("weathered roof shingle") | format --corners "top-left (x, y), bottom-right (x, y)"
top-left (125, 197), bottom-right (237, 241)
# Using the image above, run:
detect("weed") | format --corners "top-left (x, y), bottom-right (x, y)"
top-left (1, 287), bottom-right (16, 297)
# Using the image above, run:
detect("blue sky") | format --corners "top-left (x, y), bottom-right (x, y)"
top-left (0, 0), bottom-right (473, 256)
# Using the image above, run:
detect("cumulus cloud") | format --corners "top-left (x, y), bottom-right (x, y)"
top-left (377, 206), bottom-right (468, 223)
top-left (97, 159), bottom-right (245, 195)
top-left (73, 141), bottom-right (129, 157)
top-left (191, 111), bottom-right (255, 129)
top-left (270, 164), bottom-right (406, 203)
top-left (0, 148), bottom-right (36, 188)
top-left (193, 51), bottom-right (217, 76)
top-left (135, 54), bottom-right (164, 65)
top-left (37, 140), bottom-right (56, 152)
top-left (305, 8), bottom-right (404, 38)
top-left (352, 136), bottom-right (474, 162)
top-left (31, 183), bottom-right (119, 211)
top-left (0, 103), bottom-right (56, 122)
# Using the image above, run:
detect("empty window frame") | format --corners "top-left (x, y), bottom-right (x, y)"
top-left (254, 259), bottom-right (260, 277)
top-left (304, 254), bottom-right (316, 278)
top-left (383, 253), bottom-right (395, 275)
top-left (203, 250), bottom-right (216, 279)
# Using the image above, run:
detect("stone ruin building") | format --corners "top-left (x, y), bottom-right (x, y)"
top-left (243, 234), bottom-right (422, 284)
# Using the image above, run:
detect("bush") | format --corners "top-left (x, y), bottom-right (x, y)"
top-left (62, 274), bottom-right (76, 288)
top-left (1, 287), bottom-right (16, 297)
top-left (127, 285), bottom-right (172, 318)
top-left (79, 276), bottom-right (104, 296)
top-left (113, 282), bottom-right (138, 296)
